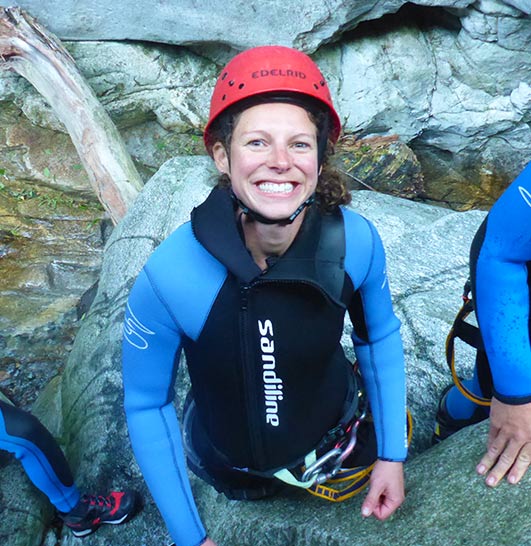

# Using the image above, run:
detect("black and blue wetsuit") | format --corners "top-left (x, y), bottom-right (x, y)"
top-left (447, 162), bottom-right (531, 417)
top-left (122, 187), bottom-right (407, 546)
top-left (0, 400), bottom-right (80, 512)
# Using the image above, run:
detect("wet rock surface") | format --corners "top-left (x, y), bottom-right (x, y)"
top-left (0, 179), bottom-right (109, 409)
top-left (333, 135), bottom-right (425, 200)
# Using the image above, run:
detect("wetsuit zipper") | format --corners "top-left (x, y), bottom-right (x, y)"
top-left (239, 282), bottom-right (265, 468)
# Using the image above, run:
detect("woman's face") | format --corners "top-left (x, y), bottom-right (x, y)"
top-left (212, 102), bottom-right (319, 222)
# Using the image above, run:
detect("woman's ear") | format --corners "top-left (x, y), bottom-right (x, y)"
top-left (212, 142), bottom-right (230, 175)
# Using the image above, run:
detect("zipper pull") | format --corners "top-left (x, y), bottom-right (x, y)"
top-left (241, 284), bottom-right (250, 310)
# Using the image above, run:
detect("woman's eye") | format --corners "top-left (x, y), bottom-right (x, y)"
top-left (247, 139), bottom-right (265, 147)
top-left (293, 141), bottom-right (311, 149)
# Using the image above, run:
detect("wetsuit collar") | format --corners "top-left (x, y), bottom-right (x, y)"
top-left (191, 187), bottom-right (346, 307)
top-left (191, 187), bottom-right (262, 283)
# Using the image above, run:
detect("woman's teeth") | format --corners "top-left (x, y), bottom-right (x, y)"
top-left (258, 182), bottom-right (294, 193)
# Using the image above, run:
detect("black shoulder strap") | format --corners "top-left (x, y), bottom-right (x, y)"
top-left (315, 208), bottom-right (346, 307)
top-left (451, 300), bottom-right (485, 351)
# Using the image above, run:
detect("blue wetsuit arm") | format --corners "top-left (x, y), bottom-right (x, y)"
top-left (122, 269), bottom-right (206, 546)
top-left (343, 209), bottom-right (407, 461)
top-left (475, 162), bottom-right (531, 403)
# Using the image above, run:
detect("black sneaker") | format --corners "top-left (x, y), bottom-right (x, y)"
top-left (60, 490), bottom-right (137, 537)
top-left (432, 384), bottom-right (489, 444)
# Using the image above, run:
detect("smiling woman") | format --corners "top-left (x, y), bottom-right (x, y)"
top-left (122, 45), bottom-right (408, 546)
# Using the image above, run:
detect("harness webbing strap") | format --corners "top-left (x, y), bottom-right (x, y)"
top-left (273, 409), bottom-right (413, 503)
top-left (446, 301), bottom-right (491, 407)
top-left (451, 300), bottom-right (485, 351)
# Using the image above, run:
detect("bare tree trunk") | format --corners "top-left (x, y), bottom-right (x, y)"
top-left (0, 7), bottom-right (143, 225)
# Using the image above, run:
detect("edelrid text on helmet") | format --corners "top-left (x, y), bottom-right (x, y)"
top-left (251, 69), bottom-right (306, 79)
top-left (203, 45), bottom-right (341, 153)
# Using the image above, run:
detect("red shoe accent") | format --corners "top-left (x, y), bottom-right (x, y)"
top-left (109, 491), bottom-right (125, 516)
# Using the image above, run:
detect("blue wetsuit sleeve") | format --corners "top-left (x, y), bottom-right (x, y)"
top-left (122, 269), bottom-right (207, 546)
top-left (343, 209), bottom-right (407, 461)
top-left (475, 162), bottom-right (531, 403)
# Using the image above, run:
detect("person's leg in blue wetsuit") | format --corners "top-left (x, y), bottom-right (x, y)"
top-left (0, 400), bottom-right (80, 512)
top-left (0, 400), bottom-right (138, 537)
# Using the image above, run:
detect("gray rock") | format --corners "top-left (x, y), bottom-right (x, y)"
top-left (346, 190), bottom-right (486, 452)
top-left (5, 0), bottom-right (526, 53)
top-left (202, 421), bottom-right (531, 546)
top-left (54, 157), bottom-right (215, 545)
top-left (0, 457), bottom-right (54, 546)
top-left (504, 0), bottom-right (531, 13)
top-left (323, 11), bottom-right (531, 179)
top-left (0, 391), bottom-right (56, 546)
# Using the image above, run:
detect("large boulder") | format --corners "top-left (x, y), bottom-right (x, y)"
top-left (14, 155), bottom-right (520, 546)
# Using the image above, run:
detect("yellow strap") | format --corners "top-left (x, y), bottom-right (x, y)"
top-left (407, 408), bottom-right (413, 445)
top-left (307, 463), bottom-right (374, 502)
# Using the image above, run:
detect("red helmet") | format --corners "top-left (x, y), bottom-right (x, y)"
top-left (203, 45), bottom-right (341, 153)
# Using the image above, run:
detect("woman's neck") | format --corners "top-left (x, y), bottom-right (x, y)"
top-left (239, 210), bottom-right (306, 270)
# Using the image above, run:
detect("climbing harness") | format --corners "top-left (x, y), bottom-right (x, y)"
top-left (445, 280), bottom-right (492, 407)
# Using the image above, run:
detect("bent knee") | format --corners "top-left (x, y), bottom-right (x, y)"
top-left (1, 403), bottom-right (50, 444)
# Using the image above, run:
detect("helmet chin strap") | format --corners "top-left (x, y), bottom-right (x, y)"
top-left (230, 190), bottom-right (315, 226)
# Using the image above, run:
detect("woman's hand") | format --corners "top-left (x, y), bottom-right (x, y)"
top-left (361, 460), bottom-right (404, 521)
top-left (477, 397), bottom-right (531, 486)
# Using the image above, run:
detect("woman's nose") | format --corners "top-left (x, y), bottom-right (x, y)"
top-left (267, 144), bottom-right (292, 170)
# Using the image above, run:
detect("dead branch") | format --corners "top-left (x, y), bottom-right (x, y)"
top-left (0, 7), bottom-right (143, 225)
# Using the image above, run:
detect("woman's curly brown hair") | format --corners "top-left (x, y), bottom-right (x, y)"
top-left (208, 101), bottom-right (351, 212)
top-left (315, 141), bottom-right (352, 212)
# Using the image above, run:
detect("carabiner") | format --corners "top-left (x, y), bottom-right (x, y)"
top-left (301, 408), bottom-right (367, 485)
top-left (301, 447), bottom-right (342, 483)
